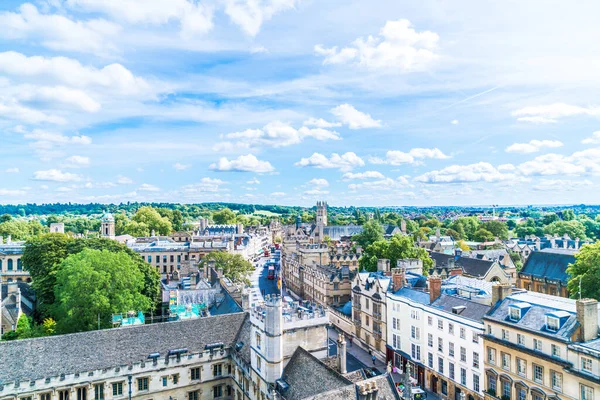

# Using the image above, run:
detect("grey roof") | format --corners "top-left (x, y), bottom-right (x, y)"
top-left (431, 294), bottom-right (491, 322)
top-left (392, 287), bottom-right (431, 305)
top-left (458, 257), bottom-right (496, 277)
top-left (323, 225), bottom-right (363, 241)
top-left (520, 249), bottom-right (575, 283)
top-left (280, 347), bottom-right (353, 400)
top-left (233, 317), bottom-right (252, 364)
top-left (0, 312), bottom-right (248, 384)
top-left (484, 297), bottom-right (579, 341)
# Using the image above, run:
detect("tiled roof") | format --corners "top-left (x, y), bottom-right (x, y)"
top-left (279, 347), bottom-right (353, 400)
top-left (391, 287), bottom-right (430, 305)
top-left (458, 257), bottom-right (496, 278)
top-left (520, 249), bottom-right (575, 283)
top-left (0, 312), bottom-right (248, 384)
top-left (323, 225), bottom-right (363, 241)
top-left (431, 294), bottom-right (491, 322)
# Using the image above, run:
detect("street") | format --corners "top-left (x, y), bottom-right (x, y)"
top-left (248, 256), bottom-right (280, 304)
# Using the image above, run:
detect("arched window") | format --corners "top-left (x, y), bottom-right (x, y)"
top-left (17, 259), bottom-right (22, 271)
top-left (7, 259), bottom-right (13, 271)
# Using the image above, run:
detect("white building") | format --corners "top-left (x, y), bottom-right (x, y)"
top-left (387, 272), bottom-right (491, 400)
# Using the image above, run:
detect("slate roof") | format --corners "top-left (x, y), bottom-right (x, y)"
top-left (431, 294), bottom-right (491, 322)
top-left (392, 287), bottom-right (430, 305)
top-left (323, 225), bottom-right (363, 241)
top-left (458, 257), bottom-right (496, 278)
top-left (233, 317), bottom-right (252, 364)
top-left (0, 312), bottom-right (248, 384)
top-left (519, 249), bottom-right (575, 283)
top-left (279, 347), bottom-right (353, 400)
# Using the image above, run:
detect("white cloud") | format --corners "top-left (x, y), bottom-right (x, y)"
top-left (138, 183), bottom-right (160, 192)
top-left (5, 168), bottom-right (19, 173)
top-left (371, 148), bottom-right (449, 165)
top-left (451, 120), bottom-right (459, 125)
top-left (33, 169), bottom-right (82, 182)
top-left (0, 101), bottom-right (66, 125)
top-left (532, 179), bottom-right (593, 192)
top-left (116, 176), bottom-right (134, 185)
top-left (415, 162), bottom-right (515, 184)
top-left (210, 154), bottom-right (275, 173)
top-left (173, 162), bottom-right (191, 171)
top-left (303, 189), bottom-right (329, 196)
top-left (215, 121), bottom-right (340, 150)
top-left (303, 117), bottom-right (342, 128)
top-left (516, 150), bottom-right (600, 176)
top-left (63, 155), bottom-right (90, 168)
top-left (582, 131), bottom-right (600, 144)
top-left (342, 171), bottom-right (385, 180)
top-left (348, 176), bottom-right (410, 191)
top-left (505, 139), bottom-right (563, 154)
top-left (295, 152), bottom-right (365, 172)
top-left (246, 177), bottom-right (261, 184)
top-left (307, 178), bottom-right (329, 187)
top-left (0, 189), bottom-right (26, 196)
top-left (512, 103), bottom-right (600, 123)
top-left (19, 128), bottom-right (92, 160)
top-left (180, 177), bottom-right (228, 196)
top-left (0, 52), bottom-right (150, 95)
top-left (270, 191), bottom-right (285, 197)
top-left (0, 3), bottom-right (121, 54)
top-left (11, 84), bottom-right (101, 112)
top-left (330, 104), bottom-right (381, 129)
top-left (315, 19), bottom-right (439, 71)
top-left (497, 164), bottom-right (516, 171)
top-left (224, 0), bottom-right (299, 37)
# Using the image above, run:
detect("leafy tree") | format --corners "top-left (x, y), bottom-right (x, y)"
top-left (506, 219), bottom-right (517, 230)
top-left (123, 220), bottom-right (150, 237)
top-left (544, 220), bottom-right (586, 240)
top-left (561, 209), bottom-right (575, 221)
top-left (212, 208), bottom-right (237, 224)
top-left (481, 221), bottom-right (509, 240)
top-left (508, 250), bottom-right (523, 271)
top-left (359, 234), bottom-right (432, 274)
top-left (0, 214), bottom-right (12, 223)
top-left (15, 314), bottom-right (32, 339)
top-left (54, 249), bottom-right (152, 333)
top-left (445, 229), bottom-right (461, 240)
top-left (157, 208), bottom-right (184, 231)
top-left (567, 242), bottom-right (600, 300)
top-left (42, 318), bottom-right (57, 336)
top-left (449, 217), bottom-right (479, 240)
top-left (200, 251), bottom-right (253, 285)
top-left (542, 213), bottom-right (560, 225)
top-left (473, 228), bottom-right (495, 242)
top-left (457, 240), bottom-right (471, 251)
top-left (421, 219), bottom-right (441, 229)
top-left (22, 233), bottom-right (73, 319)
top-left (132, 206), bottom-right (172, 235)
top-left (353, 220), bottom-right (384, 249)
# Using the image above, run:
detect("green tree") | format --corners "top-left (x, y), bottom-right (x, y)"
top-left (567, 242), bottom-right (600, 300)
top-left (22, 233), bottom-right (73, 319)
top-left (54, 249), bottom-right (152, 333)
top-left (473, 228), bottom-right (495, 242)
top-left (561, 209), bottom-right (575, 221)
top-left (445, 229), bottom-right (461, 240)
top-left (132, 206), bottom-right (172, 235)
top-left (123, 220), bottom-right (150, 237)
top-left (15, 314), bottom-right (32, 339)
top-left (544, 220), bottom-right (586, 240)
top-left (542, 213), bottom-right (560, 225)
top-left (42, 318), bottom-right (57, 336)
top-left (200, 251), bottom-right (254, 285)
top-left (353, 220), bottom-right (384, 249)
top-left (212, 208), bottom-right (237, 224)
top-left (0, 214), bottom-right (12, 223)
top-left (481, 221), bottom-right (509, 240)
top-left (449, 217), bottom-right (480, 240)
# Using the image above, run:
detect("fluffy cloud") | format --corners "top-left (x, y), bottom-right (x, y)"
top-left (303, 189), bottom-right (329, 196)
top-left (224, 0), bottom-right (299, 37)
top-left (582, 131), bottom-right (600, 144)
top-left (307, 178), bottom-right (329, 187)
top-left (512, 103), bottom-right (600, 123)
top-left (348, 176), bottom-right (410, 191)
top-left (505, 139), bottom-right (563, 154)
top-left (173, 163), bottom-right (191, 170)
top-left (0, 52), bottom-right (150, 95)
top-left (303, 117), bottom-right (342, 128)
top-left (0, 3), bottom-right (121, 54)
top-left (270, 191), bottom-right (285, 197)
top-left (371, 148), bottom-right (449, 165)
top-left (181, 178), bottom-right (229, 197)
top-left (19, 128), bottom-right (92, 160)
top-left (210, 154), bottom-right (275, 173)
top-left (330, 104), bottom-right (381, 129)
top-left (117, 176), bottom-right (134, 185)
top-left (0, 102), bottom-right (65, 125)
top-left (516, 149), bottom-right (600, 176)
top-left (214, 121), bottom-right (340, 150)
top-left (532, 179), bottom-right (593, 192)
top-left (5, 168), bottom-right (19, 173)
top-left (138, 183), bottom-right (160, 192)
top-left (0, 189), bottom-right (27, 196)
top-left (342, 171), bottom-right (385, 180)
top-left (246, 177), bottom-right (260, 184)
top-left (415, 162), bottom-right (515, 184)
top-left (63, 155), bottom-right (90, 168)
top-left (33, 169), bottom-right (82, 182)
top-left (295, 152), bottom-right (365, 171)
top-left (315, 19), bottom-right (439, 71)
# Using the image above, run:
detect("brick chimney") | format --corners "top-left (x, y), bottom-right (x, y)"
top-left (491, 283), bottom-right (511, 305)
top-left (450, 267), bottom-right (463, 276)
top-left (576, 299), bottom-right (599, 342)
top-left (429, 275), bottom-right (442, 303)
top-left (392, 267), bottom-right (405, 291)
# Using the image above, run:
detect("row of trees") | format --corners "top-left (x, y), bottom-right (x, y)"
top-left (7, 234), bottom-right (161, 338)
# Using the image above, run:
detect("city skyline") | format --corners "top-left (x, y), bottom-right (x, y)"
top-left (1, 0), bottom-right (600, 206)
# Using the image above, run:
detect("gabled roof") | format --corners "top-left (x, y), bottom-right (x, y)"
top-left (458, 257), bottom-right (497, 278)
top-left (0, 312), bottom-right (248, 384)
top-left (279, 347), bottom-right (353, 400)
top-left (520, 249), bottom-right (575, 283)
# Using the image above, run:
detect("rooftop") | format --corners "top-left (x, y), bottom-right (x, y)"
top-left (519, 248), bottom-right (576, 283)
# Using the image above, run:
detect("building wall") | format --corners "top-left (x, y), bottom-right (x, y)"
top-left (516, 275), bottom-right (569, 298)
top-left (0, 254), bottom-right (29, 283)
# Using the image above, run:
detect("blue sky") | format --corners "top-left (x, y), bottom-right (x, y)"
top-left (1, 0), bottom-right (600, 207)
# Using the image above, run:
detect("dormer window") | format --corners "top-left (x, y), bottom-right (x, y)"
top-left (509, 307), bottom-right (521, 321)
top-left (547, 316), bottom-right (560, 332)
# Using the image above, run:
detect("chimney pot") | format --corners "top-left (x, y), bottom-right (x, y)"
top-left (429, 275), bottom-right (442, 303)
top-left (577, 298), bottom-right (599, 342)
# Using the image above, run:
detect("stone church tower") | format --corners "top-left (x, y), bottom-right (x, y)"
top-left (316, 201), bottom-right (328, 227)
top-left (100, 212), bottom-right (115, 239)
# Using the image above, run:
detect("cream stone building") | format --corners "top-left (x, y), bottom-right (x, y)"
top-left (0, 239), bottom-right (28, 284)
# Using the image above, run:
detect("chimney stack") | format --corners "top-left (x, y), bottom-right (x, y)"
top-left (491, 283), bottom-right (511, 305)
top-left (576, 299), bottom-right (599, 342)
top-left (338, 332), bottom-right (347, 374)
top-left (429, 275), bottom-right (442, 304)
top-left (392, 268), bottom-right (405, 291)
top-left (377, 259), bottom-right (391, 274)
top-left (450, 267), bottom-right (463, 276)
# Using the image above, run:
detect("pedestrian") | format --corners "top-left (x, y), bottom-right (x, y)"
top-left (372, 355), bottom-right (376, 365)
top-left (348, 336), bottom-right (352, 347)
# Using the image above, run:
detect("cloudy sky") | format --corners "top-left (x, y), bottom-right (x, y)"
top-left (1, 0), bottom-right (599, 206)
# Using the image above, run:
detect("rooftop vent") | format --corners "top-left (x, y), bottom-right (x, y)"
top-left (452, 306), bottom-right (466, 315)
